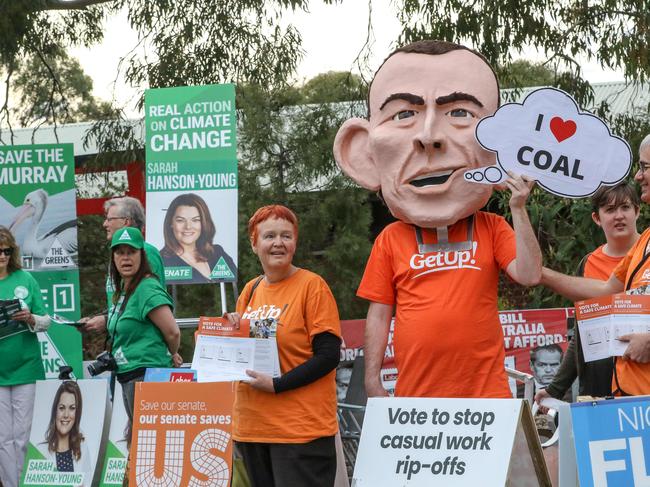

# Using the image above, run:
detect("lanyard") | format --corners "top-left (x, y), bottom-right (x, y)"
top-left (414, 214), bottom-right (475, 253)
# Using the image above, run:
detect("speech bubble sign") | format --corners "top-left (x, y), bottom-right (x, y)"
top-left (464, 87), bottom-right (632, 198)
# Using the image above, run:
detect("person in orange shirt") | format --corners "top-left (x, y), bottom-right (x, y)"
top-left (225, 205), bottom-right (341, 487)
top-left (333, 40), bottom-right (542, 399)
top-left (543, 135), bottom-right (650, 395)
top-left (536, 183), bottom-right (640, 404)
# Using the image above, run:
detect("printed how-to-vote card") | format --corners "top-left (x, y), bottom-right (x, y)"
top-left (464, 87), bottom-right (632, 198)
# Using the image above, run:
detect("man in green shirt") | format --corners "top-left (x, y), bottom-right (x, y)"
top-left (81, 196), bottom-right (166, 332)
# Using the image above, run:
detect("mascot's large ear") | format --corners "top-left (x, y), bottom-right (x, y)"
top-left (333, 118), bottom-right (380, 191)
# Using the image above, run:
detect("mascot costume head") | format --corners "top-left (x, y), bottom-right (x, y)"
top-left (334, 40), bottom-right (500, 230)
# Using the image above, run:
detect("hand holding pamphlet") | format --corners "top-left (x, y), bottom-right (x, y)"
top-left (191, 317), bottom-right (281, 382)
top-left (575, 293), bottom-right (650, 362)
top-left (0, 299), bottom-right (28, 340)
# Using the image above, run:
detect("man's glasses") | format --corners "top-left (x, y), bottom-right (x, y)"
top-left (0, 248), bottom-right (13, 256)
top-left (639, 161), bottom-right (650, 173)
top-left (105, 216), bottom-right (129, 223)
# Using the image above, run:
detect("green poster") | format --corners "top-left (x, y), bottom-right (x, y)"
top-left (0, 144), bottom-right (81, 320)
top-left (98, 381), bottom-right (129, 486)
top-left (38, 323), bottom-right (83, 379)
top-left (21, 380), bottom-right (110, 487)
top-left (145, 84), bottom-right (238, 285)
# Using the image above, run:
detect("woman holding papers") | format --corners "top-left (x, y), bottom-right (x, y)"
top-left (107, 227), bottom-right (182, 442)
top-left (226, 205), bottom-right (341, 487)
top-left (0, 226), bottom-right (50, 487)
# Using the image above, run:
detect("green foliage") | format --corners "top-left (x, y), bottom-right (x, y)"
top-left (497, 60), bottom-right (555, 89)
top-left (300, 71), bottom-right (368, 104)
top-left (118, 0), bottom-right (309, 108)
top-left (397, 0), bottom-right (650, 106)
top-left (237, 78), bottom-right (372, 319)
top-left (12, 49), bottom-right (116, 127)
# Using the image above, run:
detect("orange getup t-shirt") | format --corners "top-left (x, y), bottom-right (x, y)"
top-left (583, 245), bottom-right (624, 280)
top-left (232, 268), bottom-right (341, 443)
top-left (357, 212), bottom-right (516, 398)
top-left (612, 228), bottom-right (650, 395)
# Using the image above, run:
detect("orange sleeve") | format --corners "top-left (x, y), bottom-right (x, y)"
top-left (304, 276), bottom-right (341, 340)
top-left (491, 214), bottom-right (517, 270)
top-left (613, 240), bottom-right (639, 284)
top-left (357, 228), bottom-right (396, 305)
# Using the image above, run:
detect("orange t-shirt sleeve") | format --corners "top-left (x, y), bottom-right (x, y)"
top-left (304, 277), bottom-right (341, 340)
top-left (357, 229), bottom-right (396, 305)
top-left (613, 242), bottom-right (638, 284)
top-left (491, 214), bottom-right (517, 270)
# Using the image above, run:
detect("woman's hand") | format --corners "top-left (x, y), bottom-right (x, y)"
top-left (244, 370), bottom-right (275, 393)
top-left (172, 352), bottom-right (183, 368)
top-left (224, 312), bottom-right (242, 329)
top-left (12, 308), bottom-right (34, 326)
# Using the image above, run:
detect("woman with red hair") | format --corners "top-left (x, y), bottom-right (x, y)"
top-left (226, 205), bottom-right (341, 487)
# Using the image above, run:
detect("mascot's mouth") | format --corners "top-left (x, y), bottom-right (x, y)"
top-left (410, 170), bottom-right (454, 187)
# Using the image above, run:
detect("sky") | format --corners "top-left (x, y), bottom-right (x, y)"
top-left (70, 1), bottom-right (623, 117)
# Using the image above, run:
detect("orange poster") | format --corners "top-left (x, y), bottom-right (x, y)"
top-left (129, 381), bottom-right (235, 486)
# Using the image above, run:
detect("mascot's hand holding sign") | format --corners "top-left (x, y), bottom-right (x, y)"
top-left (334, 40), bottom-right (543, 399)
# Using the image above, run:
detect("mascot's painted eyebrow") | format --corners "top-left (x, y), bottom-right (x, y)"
top-left (379, 93), bottom-right (424, 111)
top-left (436, 92), bottom-right (484, 107)
top-left (379, 91), bottom-right (484, 112)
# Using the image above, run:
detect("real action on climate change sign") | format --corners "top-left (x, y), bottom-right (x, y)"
top-left (0, 144), bottom-right (80, 321)
top-left (145, 84), bottom-right (238, 285)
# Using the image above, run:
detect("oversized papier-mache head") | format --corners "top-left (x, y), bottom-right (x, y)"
top-left (333, 40), bottom-right (500, 228)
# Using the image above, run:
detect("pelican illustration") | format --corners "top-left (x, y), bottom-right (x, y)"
top-left (9, 189), bottom-right (78, 259)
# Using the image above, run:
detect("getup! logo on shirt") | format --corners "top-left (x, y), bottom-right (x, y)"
top-left (409, 242), bottom-right (481, 279)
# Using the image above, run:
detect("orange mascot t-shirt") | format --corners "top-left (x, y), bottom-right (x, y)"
top-left (357, 212), bottom-right (516, 398)
top-left (612, 228), bottom-right (650, 395)
top-left (233, 269), bottom-right (341, 443)
top-left (583, 245), bottom-right (624, 280)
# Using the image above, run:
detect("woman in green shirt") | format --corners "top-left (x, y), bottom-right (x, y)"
top-left (0, 226), bottom-right (50, 487)
top-left (106, 227), bottom-right (182, 443)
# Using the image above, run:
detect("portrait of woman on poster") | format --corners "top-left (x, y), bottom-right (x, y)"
top-left (41, 381), bottom-right (91, 482)
top-left (160, 193), bottom-right (237, 283)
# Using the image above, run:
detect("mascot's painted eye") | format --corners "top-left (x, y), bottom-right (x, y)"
top-left (447, 108), bottom-right (474, 118)
top-left (392, 110), bottom-right (416, 121)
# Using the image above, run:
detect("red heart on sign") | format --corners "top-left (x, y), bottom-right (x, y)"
top-left (550, 117), bottom-right (576, 142)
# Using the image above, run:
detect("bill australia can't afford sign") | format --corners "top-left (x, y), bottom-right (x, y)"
top-left (572, 396), bottom-right (650, 487)
top-left (145, 84), bottom-right (238, 285)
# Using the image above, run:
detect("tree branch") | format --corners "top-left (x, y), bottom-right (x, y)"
top-left (42, 0), bottom-right (115, 10)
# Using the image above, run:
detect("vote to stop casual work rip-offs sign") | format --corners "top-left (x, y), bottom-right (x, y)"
top-left (353, 397), bottom-right (548, 486)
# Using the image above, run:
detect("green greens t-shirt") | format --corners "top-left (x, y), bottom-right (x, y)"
top-left (106, 242), bottom-right (166, 312)
top-left (107, 277), bottom-right (174, 374)
top-left (0, 269), bottom-right (47, 385)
